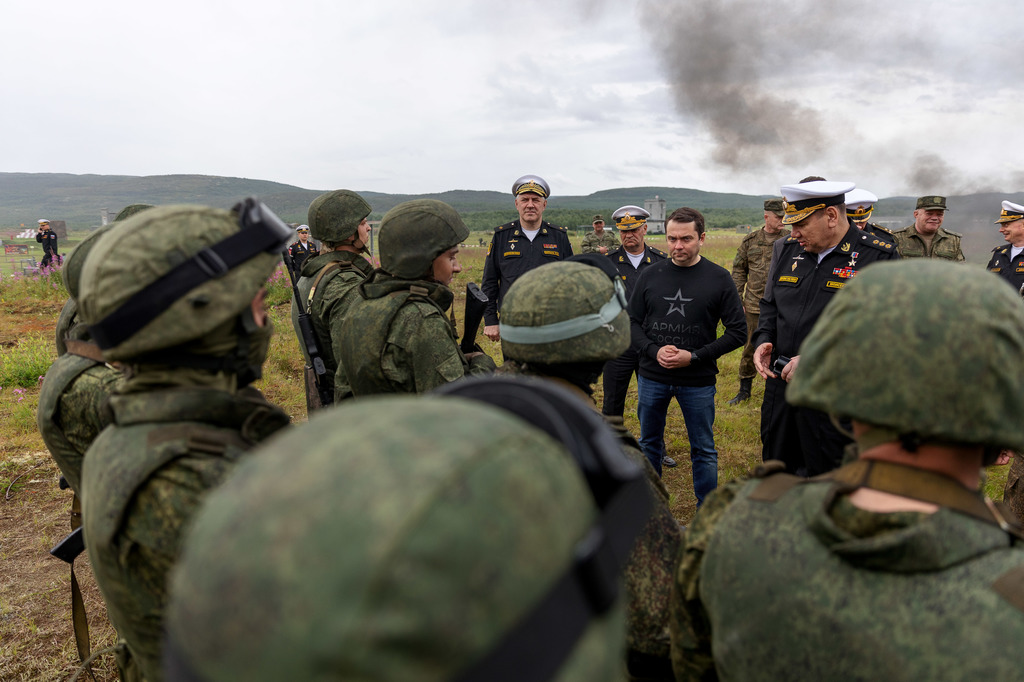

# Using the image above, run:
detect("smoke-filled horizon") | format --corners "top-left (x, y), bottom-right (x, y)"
top-left (638, 0), bottom-right (1021, 195)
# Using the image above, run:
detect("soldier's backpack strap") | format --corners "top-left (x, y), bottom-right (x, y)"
top-left (64, 339), bottom-right (106, 364)
top-left (993, 564), bottom-right (1024, 614)
top-left (822, 459), bottom-right (1024, 540)
top-left (305, 262), bottom-right (345, 314)
top-left (49, 490), bottom-right (96, 681)
top-left (747, 460), bottom-right (804, 502)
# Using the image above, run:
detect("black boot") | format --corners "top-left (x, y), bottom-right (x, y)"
top-left (727, 377), bottom-right (753, 405)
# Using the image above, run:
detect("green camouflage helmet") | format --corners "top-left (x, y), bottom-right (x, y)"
top-left (500, 261), bottom-right (630, 364)
top-left (307, 189), bottom-right (371, 243)
top-left (114, 203), bottom-right (155, 222)
top-left (78, 203), bottom-right (286, 361)
top-left (62, 224), bottom-right (116, 302)
top-left (165, 395), bottom-right (626, 681)
top-left (378, 199), bottom-right (469, 279)
top-left (788, 260), bottom-right (1024, 452)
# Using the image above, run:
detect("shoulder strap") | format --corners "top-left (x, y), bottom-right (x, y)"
top-left (993, 564), bottom-right (1024, 614)
top-left (748, 460), bottom-right (804, 502)
top-left (822, 459), bottom-right (1024, 540)
top-left (305, 262), bottom-right (345, 313)
top-left (64, 339), bottom-right (106, 363)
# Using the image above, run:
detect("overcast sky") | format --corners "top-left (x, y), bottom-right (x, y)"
top-left (2, 0), bottom-right (1018, 198)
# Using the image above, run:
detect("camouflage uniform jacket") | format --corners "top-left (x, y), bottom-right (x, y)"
top-left (37, 340), bottom-right (120, 495)
top-left (82, 385), bottom-right (290, 681)
top-left (730, 225), bottom-right (790, 312)
top-left (581, 229), bottom-right (619, 254)
top-left (891, 225), bottom-right (965, 261)
top-left (290, 250), bottom-right (373, 399)
top-left (671, 462), bottom-right (1024, 681)
top-left (986, 243), bottom-right (1024, 295)
top-left (338, 272), bottom-right (496, 396)
top-left (482, 220), bottom-right (573, 325)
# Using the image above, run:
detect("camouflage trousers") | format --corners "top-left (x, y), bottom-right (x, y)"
top-left (738, 311), bottom-right (759, 380)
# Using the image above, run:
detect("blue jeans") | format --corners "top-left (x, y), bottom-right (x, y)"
top-left (637, 376), bottom-right (718, 505)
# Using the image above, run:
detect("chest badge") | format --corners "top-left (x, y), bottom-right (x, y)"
top-left (847, 251), bottom-right (859, 268)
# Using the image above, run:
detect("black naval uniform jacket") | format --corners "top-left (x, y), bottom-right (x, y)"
top-left (753, 225), bottom-right (899, 361)
top-left (482, 220), bottom-right (573, 325)
top-left (606, 244), bottom-right (669, 297)
top-left (860, 222), bottom-right (896, 246)
top-left (987, 244), bottom-right (1024, 295)
top-left (36, 230), bottom-right (58, 255)
top-left (288, 240), bottom-right (319, 274)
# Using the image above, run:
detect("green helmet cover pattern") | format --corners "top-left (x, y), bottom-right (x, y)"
top-left (307, 189), bottom-right (371, 243)
top-left (114, 203), bottom-right (154, 222)
top-left (378, 199), bottom-right (469, 279)
top-left (788, 260), bottom-right (1024, 451)
top-left (78, 204), bottom-right (280, 361)
top-left (64, 206), bottom-right (154, 299)
top-left (62, 224), bottom-right (115, 302)
top-left (166, 396), bottom-right (625, 681)
top-left (500, 261), bottom-right (630, 364)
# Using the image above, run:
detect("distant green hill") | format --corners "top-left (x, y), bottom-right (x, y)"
top-left (0, 173), bottom-right (774, 231)
top-left (2, 174), bottom-right (1020, 253)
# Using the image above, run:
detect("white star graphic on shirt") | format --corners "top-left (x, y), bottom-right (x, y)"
top-left (663, 289), bottom-right (693, 317)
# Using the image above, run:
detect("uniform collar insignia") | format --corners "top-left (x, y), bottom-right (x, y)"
top-left (840, 242), bottom-right (852, 253)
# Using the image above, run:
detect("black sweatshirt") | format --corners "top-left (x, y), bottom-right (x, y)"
top-left (628, 257), bottom-right (746, 387)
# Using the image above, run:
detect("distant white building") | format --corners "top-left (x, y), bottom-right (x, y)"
top-left (645, 196), bottom-right (667, 234)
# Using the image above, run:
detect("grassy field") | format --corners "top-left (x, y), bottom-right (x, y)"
top-left (0, 229), bottom-right (1010, 680)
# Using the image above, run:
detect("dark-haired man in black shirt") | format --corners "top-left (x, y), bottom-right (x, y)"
top-left (628, 207), bottom-right (746, 499)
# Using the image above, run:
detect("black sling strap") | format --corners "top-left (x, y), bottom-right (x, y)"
top-left (433, 376), bottom-right (652, 682)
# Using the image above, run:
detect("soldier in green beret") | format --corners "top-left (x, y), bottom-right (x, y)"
top-left (164, 382), bottom-right (649, 681)
top-left (581, 214), bottom-right (619, 254)
top-left (498, 257), bottom-right (682, 681)
top-left (726, 198), bottom-right (790, 405)
top-left (289, 189), bottom-right (373, 406)
top-left (78, 201), bottom-right (293, 680)
top-left (891, 195), bottom-right (965, 260)
top-left (672, 260), bottom-right (1024, 681)
top-left (337, 199), bottom-right (496, 395)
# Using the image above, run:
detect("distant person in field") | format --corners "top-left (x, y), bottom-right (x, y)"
top-left (36, 218), bottom-right (59, 267)
top-left (481, 175), bottom-right (573, 342)
top-left (287, 224), bottom-right (319, 277)
top-left (581, 214), bottom-right (618, 255)
top-left (628, 207), bottom-right (746, 489)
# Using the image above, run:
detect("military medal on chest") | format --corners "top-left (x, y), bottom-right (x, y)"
top-left (833, 252), bottom-right (860, 279)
